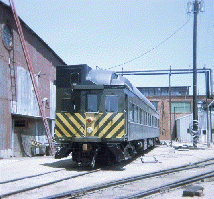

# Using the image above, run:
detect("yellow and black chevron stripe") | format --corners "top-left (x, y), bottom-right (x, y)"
top-left (92, 112), bottom-right (125, 138)
top-left (55, 112), bottom-right (125, 139)
top-left (55, 113), bottom-right (86, 138)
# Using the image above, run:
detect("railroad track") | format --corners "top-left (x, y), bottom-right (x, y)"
top-left (119, 171), bottom-right (214, 199)
top-left (41, 158), bottom-right (214, 199)
top-left (1, 158), bottom-right (214, 199)
top-left (0, 166), bottom-right (101, 199)
top-left (0, 152), bottom-right (138, 199)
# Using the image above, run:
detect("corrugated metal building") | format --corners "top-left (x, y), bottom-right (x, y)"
top-left (0, 2), bottom-right (66, 158)
top-left (176, 101), bottom-right (214, 144)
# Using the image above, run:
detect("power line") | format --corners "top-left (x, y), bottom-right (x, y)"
top-left (108, 17), bottom-right (191, 70)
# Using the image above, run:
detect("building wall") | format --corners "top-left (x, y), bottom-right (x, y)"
top-left (0, 3), bottom-right (65, 158)
top-left (176, 114), bottom-right (193, 143)
top-left (138, 86), bottom-right (190, 97)
top-left (176, 112), bottom-right (214, 144)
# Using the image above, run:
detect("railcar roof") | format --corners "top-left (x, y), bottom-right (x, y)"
top-left (87, 69), bottom-right (157, 112)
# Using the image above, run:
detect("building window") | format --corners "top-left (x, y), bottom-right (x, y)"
top-left (151, 101), bottom-right (158, 110)
top-left (171, 102), bottom-right (191, 113)
top-left (15, 120), bottom-right (26, 127)
top-left (2, 24), bottom-right (13, 49)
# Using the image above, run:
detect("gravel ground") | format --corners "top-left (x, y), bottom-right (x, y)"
top-left (0, 141), bottom-right (214, 199)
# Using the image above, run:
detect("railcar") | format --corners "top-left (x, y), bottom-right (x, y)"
top-left (54, 64), bottom-right (160, 167)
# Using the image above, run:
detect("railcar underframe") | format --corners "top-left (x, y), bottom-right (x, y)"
top-left (55, 138), bottom-right (157, 167)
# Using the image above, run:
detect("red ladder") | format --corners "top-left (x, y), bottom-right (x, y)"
top-left (9, 0), bottom-right (55, 155)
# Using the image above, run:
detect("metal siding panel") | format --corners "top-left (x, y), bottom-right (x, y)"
top-left (50, 81), bottom-right (56, 119)
top-left (0, 99), bottom-right (11, 150)
top-left (176, 119), bottom-right (181, 138)
top-left (0, 60), bottom-right (12, 152)
top-left (17, 67), bottom-right (39, 116)
top-left (0, 60), bottom-right (9, 100)
top-left (177, 114), bottom-right (193, 143)
top-left (128, 122), bottom-right (159, 141)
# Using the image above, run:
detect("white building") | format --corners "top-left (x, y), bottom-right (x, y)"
top-left (176, 100), bottom-right (214, 145)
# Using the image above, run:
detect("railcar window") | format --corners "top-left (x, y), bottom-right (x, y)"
top-left (146, 112), bottom-right (148, 125)
top-left (139, 109), bottom-right (142, 124)
top-left (143, 111), bottom-right (145, 125)
top-left (137, 107), bottom-right (139, 123)
top-left (129, 103), bottom-right (134, 122)
top-left (142, 110), bottom-right (144, 125)
top-left (134, 105), bottom-right (138, 123)
top-left (147, 114), bottom-right (149, 126)
top-left (148, 113), bottom-right (150, 126)
top-left (70, 72), bottom-right (80, 84)
top-left (87, 94), bottom-right (98, 112)
top-left (105, 95), bottom-right (118, 112)
top-left (138, 107), bottom-right (141, 124)
top-left (56, 69), bottom-right (81, 88)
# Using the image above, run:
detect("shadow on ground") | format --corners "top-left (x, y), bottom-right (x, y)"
top-left (41, 146), bottom-right (158, 171)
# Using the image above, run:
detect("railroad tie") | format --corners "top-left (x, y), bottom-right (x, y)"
top-left (183, 185), bottom-right (204, 197)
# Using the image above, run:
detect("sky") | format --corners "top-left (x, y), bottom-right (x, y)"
top-left (2, 0), bottom-right (214, 95)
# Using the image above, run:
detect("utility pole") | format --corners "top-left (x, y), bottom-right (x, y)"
top-left (188, 0), bottom-right (204, 148)
top-left (192, 0), bottom-right (199, 148)
top-left (169, 66), bottom-right (172, 146)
